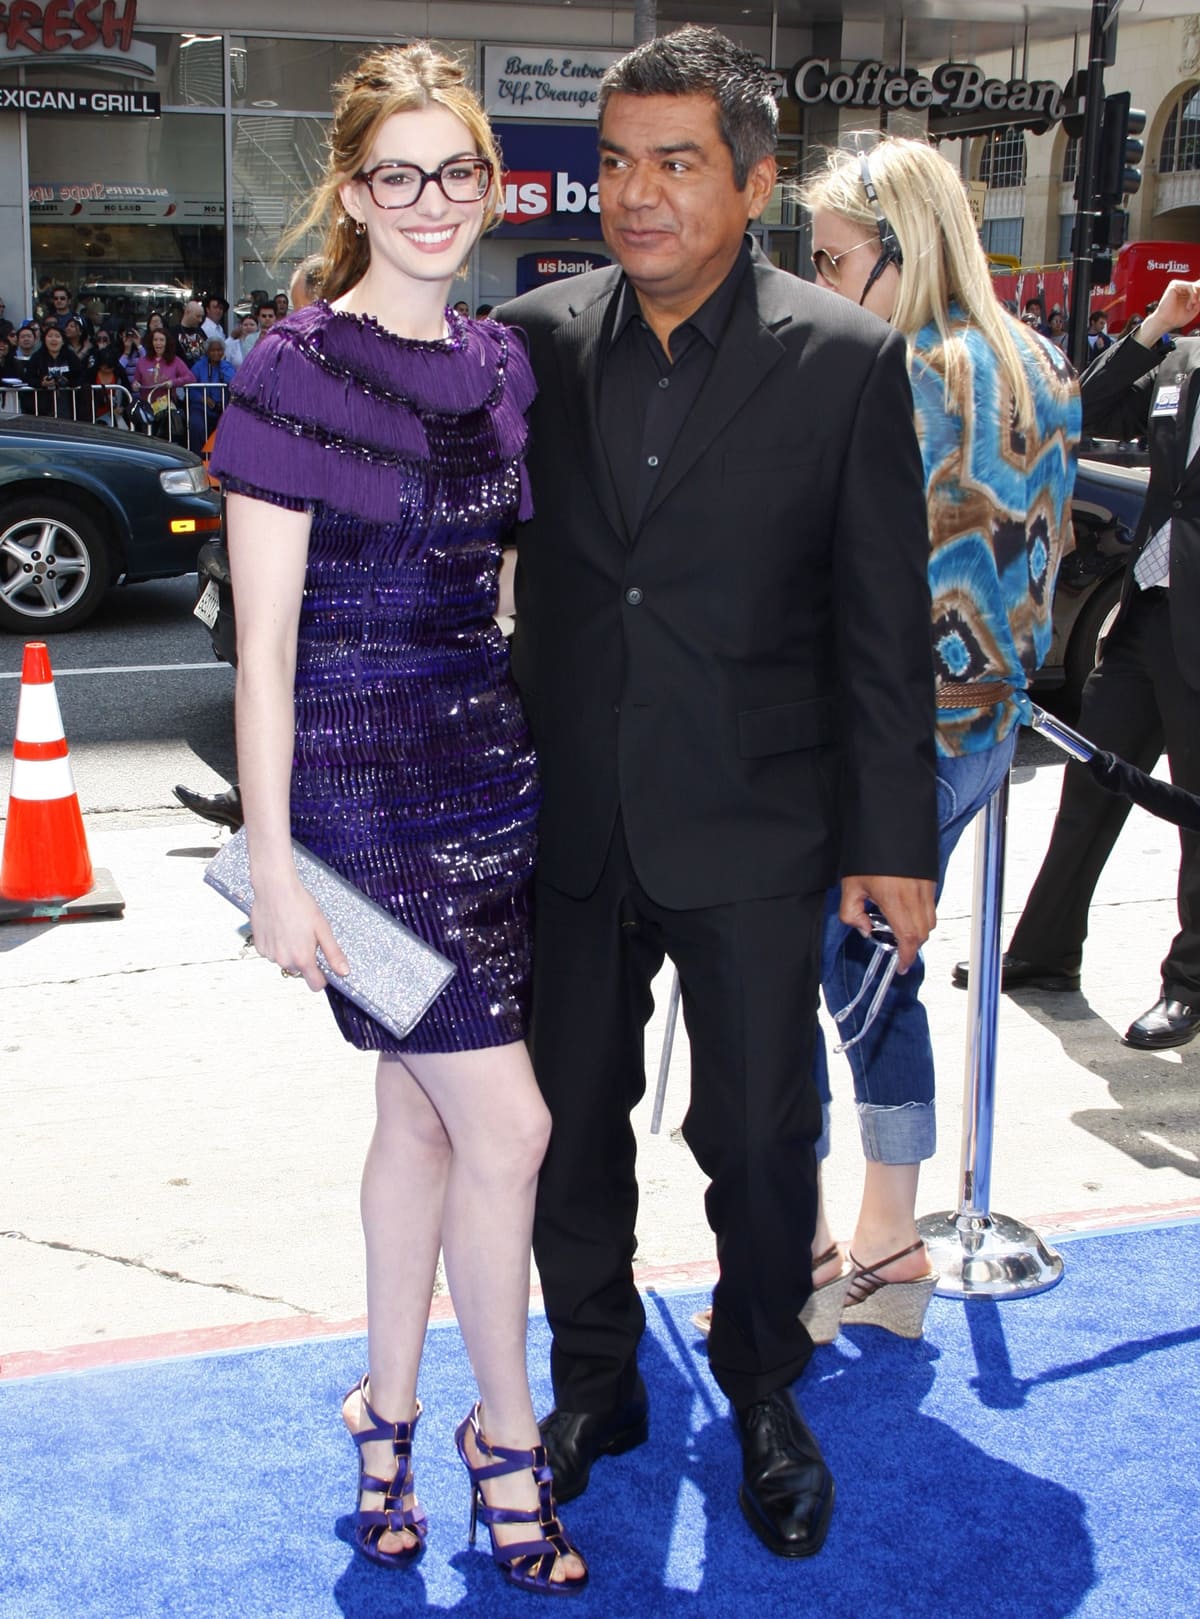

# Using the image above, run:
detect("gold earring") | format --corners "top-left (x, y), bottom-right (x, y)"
top-left (354, 220), bottom-right (366, 236)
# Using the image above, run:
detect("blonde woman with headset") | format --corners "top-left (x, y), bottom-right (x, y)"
top-left (797, 138), bottom-right (1081, 1339)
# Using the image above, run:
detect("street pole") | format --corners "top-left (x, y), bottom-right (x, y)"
top-left (633, 1), bottom-right (657, 47)
top-left (1067, 0), bottom-right (1115, 372)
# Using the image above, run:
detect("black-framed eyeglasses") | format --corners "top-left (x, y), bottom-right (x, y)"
top-left (354, 157), bottom-right (493, 209)
top-left (811, 238), bottom-right (878, 287)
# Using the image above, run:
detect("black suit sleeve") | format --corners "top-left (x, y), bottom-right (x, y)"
top-left (1078, 330), bottom-right (1164, 439)
top-left (832, 325), bottom-right (939, 880)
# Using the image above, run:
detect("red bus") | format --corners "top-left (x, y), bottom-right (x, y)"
top-left (990, 240), bottom-right (1200, 335)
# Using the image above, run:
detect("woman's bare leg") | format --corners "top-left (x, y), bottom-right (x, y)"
top-left (344, 1055), bottom-right (451, 1553)
top-left (400, 1042), bottom-right (583, 1581)
top-left (850, 1161), bottom-right (930, 1279)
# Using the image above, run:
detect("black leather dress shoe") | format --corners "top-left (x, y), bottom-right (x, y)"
top-left (952, 952), bottom-right (1080, 993)
top-left (735, 1388), bottom-right (834, 1559)
top-left (538, 1378), bottom-right (649, 1504)
top-left (173, 783), bottom-right (244, 832)
top-left (1123, 997), bottom-right (1200, 1050)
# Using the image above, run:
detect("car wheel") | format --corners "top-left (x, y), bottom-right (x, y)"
top-left (1061, 572), bottom-right (1124, 719)
top-left (0, 497), bottom-right (111, 633)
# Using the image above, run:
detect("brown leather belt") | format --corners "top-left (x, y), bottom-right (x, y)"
top-left (937, 680), bottom-right (1014, 711)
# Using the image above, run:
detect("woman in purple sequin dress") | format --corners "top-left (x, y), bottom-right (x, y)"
top-left (209, 46), bottom-right (586, 1594)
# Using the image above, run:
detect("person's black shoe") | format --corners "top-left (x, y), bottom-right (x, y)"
top-left (537, 1377), bottom-right (649, 1504)
top-left (952, 952), bottom-right (1080, 993)
top-left (1122, 997), bottom-right (1200, 1050)
top-left (173, 783), bottom-right (244, 832)
top-left (735, 1388), bottom-right (834, 1559)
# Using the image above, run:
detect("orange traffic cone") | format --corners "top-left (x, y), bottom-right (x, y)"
top-left (0, 643), bottom-right (122, 919)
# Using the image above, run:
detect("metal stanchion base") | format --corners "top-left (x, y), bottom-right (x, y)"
top-left (917, 1210), bottom-right (1064, 1300)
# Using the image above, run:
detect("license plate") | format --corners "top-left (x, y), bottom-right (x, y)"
top-left (193, 578), bottom-right (220, 630)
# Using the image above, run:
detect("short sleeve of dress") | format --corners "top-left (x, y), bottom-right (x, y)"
top-left (209, 304), bottom-right (535, 524)
top-left (208, 325), bottom-right (312, 511)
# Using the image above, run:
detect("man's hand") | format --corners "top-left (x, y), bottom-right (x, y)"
top-left (1137, 279), bottom-right (1200, 349)
top-left (840, 875), bottom-right (936, 972)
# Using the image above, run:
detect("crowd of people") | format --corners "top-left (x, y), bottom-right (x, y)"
top-left (0, 284), bottom-right (299, 447)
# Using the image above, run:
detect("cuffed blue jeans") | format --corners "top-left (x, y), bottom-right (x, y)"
top-left (814, 731), bottom-right (1017, 1164)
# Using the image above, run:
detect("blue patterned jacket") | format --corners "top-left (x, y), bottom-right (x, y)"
top-left (909, 306), bottom-right (1080, 756)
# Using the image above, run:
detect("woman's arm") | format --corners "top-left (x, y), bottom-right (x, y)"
top-left (497, 545), bottom-right (517, 619)
top-left (227, 492), bottom-right (348, 989)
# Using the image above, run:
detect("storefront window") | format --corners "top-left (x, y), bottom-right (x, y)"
top-left (229, 36), bottom-right (474, 110)
top-left (230, 35), bottom-right (361, 111)
top-left (0, 31), bottom-right (223, 107)
top-left (27, 111), bottom-right (225, 318)
top-left (231, 114), bottom-right (327, 304)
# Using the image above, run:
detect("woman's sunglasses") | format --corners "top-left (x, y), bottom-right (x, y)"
top-left (811, 238), bottom-right (878, 287)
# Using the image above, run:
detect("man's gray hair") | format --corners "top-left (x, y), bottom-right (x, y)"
top-left (598, 25), bottom-right (778, 189)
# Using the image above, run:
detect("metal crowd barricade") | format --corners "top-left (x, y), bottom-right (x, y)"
top-left (6, 381), bottom-right (135, 428)
top-left (5, 380), bottom-right (229, 452)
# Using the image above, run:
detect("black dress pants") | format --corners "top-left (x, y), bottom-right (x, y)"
top-left (1010, 588), bottom-right (1200, 999)
top-left (529, 818), bottom-right (825, 1413)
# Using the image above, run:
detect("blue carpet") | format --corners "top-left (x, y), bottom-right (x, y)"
top-left (2, 1223), bottom-right (1197, 1619)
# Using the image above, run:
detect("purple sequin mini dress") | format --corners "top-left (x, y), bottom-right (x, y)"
top-left (209, 303), bottom-right (539, 1054)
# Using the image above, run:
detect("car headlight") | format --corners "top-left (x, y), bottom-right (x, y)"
top-left (159, 465), bottom-right (209, 496)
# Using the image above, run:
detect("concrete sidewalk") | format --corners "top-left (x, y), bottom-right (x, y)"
top-left (2, 731), bottom-right (1198, 1373)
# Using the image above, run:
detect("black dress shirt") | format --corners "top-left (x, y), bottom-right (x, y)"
top-left (598, 242), bottom-right (751, 536)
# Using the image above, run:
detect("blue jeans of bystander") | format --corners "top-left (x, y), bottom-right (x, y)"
top-left (814, 730), bottom-right (1017, 1165)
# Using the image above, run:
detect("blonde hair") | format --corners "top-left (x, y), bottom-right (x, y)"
top-left (800, 137), bottom-right (1036, 432)
top-left (282, 43), bottom-right (503, 303)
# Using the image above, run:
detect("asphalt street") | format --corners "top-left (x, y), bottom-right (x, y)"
top-left (1, 589), bottom-right (1198, 1372)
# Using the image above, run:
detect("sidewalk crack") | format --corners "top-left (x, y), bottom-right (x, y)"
top-left (1, 1229), bottom-right (310, 1314)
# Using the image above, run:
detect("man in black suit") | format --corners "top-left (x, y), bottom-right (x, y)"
top-left (499, 27), bottom-right (938, 1557)
top-left (980, 278), bottom-right (1200, 1047)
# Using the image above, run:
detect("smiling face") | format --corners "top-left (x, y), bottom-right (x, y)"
top-left (597, 92), bottom-right (775, 317)
top-left (809, 206), bottom-right (899, 322)
top-left (43, 327), bottom-right (63, 354)
top-left (150, 329), bottom-right (167, 356)
top-left (339, 104), bottom-right (491, 299)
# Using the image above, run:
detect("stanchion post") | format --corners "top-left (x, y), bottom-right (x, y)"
top-left (649, 968), bottom-right (682, 1134)
top-left (917, 772), bottom-right (1065, 1298)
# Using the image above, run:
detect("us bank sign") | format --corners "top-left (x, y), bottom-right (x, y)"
top-left (789, 58), bottom-right (1067, 134)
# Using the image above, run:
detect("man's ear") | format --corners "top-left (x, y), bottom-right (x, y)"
top-left (744, 155), bottom-right (778, 222)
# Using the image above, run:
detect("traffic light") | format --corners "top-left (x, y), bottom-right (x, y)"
top-left (1097, 91), bottom-right (1146, 204)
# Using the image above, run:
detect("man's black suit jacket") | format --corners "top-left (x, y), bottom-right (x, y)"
top-left (499, 250), bottom-right (938, 910)
top-left (1079, 331), bottom-right (1200, 691)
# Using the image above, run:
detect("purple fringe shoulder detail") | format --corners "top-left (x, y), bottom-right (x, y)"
top-left (208, 304), bottom-right (535, 526)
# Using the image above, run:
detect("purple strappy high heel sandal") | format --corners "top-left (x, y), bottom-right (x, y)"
top-left (344, 1375), bottom-right (428, 1568)
top-left (454, 1402), bottom-right (588, 1595)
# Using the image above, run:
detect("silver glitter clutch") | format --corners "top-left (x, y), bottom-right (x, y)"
top-left (204, 829), bottom-right (455, 1040)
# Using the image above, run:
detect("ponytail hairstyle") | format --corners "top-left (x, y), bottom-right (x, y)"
top-left (280, 43), bottom-right (503, 303)
top-left (800, 137), bottom-right (1036, 433)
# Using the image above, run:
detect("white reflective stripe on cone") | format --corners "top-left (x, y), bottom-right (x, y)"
top-left (8, 754), bottom-right (77, 800)
top-left (14, 682), bottom-right (68, 745)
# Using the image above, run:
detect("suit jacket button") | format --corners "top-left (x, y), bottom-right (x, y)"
top-left (624, 586), bottom-right (644, 605)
